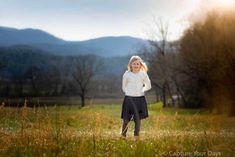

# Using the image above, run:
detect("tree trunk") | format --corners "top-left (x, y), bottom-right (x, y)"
top-left (155, 87), bottom-right (160, 102)
top-left (166, 82), bottom-right (174, 107)
top-left (162, 83), bottom-right (167, 107)
top-left (81, 94), bottom-right (85, 107)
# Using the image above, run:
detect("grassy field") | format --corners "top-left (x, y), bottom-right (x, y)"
top-left (0, 101), bottom-right (235, 157)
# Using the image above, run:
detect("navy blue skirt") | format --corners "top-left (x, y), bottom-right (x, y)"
top-left (121, 96), bottom-right (149, 120)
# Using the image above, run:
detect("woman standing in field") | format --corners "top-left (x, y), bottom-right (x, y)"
top-left (121, 55), bottom-right (151, 140)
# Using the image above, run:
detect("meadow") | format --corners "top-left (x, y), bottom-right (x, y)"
top-left (0, 100), bottom-right (235, 157)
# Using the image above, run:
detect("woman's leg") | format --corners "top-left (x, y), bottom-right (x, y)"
top-left (134, 117), bottom-right (141, 136)
top-left (121, 119), bottom-right (130, 137)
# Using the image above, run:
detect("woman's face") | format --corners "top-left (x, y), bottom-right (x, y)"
top-left (131, 60), bottom-right (141, 73)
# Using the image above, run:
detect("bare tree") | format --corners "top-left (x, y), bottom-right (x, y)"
top-left (145, 18), bottom-right (176, 107)
top-left (72, 55), bottom-right (102, 107)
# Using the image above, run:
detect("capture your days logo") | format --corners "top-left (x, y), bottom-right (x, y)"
top-left (157, 150), bottom-right (222, 157)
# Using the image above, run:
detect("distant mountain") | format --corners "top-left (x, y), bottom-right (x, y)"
top-left (0, 26), bottom-right (65, 45)
top-left (0, 26), bottom-right (149, 57)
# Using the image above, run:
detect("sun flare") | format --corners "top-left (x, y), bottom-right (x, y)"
top-left (216, 0), bottom-right (235, 8)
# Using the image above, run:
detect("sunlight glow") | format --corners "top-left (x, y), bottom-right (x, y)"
top-left (199, 0), bottom-right (235, 14)
top-left (217, 0), bottom-right (235, 7)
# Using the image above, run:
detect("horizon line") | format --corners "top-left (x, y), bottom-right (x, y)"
top-left (0, 25), bottom-right (152, 42)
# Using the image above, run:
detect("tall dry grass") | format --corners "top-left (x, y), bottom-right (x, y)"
top-left (0, 101), bottom-right (234, 157)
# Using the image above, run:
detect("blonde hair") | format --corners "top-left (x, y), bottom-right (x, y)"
top-left (127, 55), bottom-right (148, 72)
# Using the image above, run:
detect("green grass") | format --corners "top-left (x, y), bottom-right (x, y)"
top-left (0, 101), bottom-right (235, 157)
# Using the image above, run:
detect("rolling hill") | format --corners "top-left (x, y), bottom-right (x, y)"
top-left (0, 26), bottom-right (148, 57)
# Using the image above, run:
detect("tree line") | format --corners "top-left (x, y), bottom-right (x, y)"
top-left (0, 45), bottom-right (129, 106)
top-left (146, 11), bottom-right (235, 115)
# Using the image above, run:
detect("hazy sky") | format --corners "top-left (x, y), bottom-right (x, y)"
top-left (0, 0), bottom-right (234, 41)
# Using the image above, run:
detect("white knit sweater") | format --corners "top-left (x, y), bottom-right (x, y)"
top-left (122, 70), bottom-right (151, 97)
